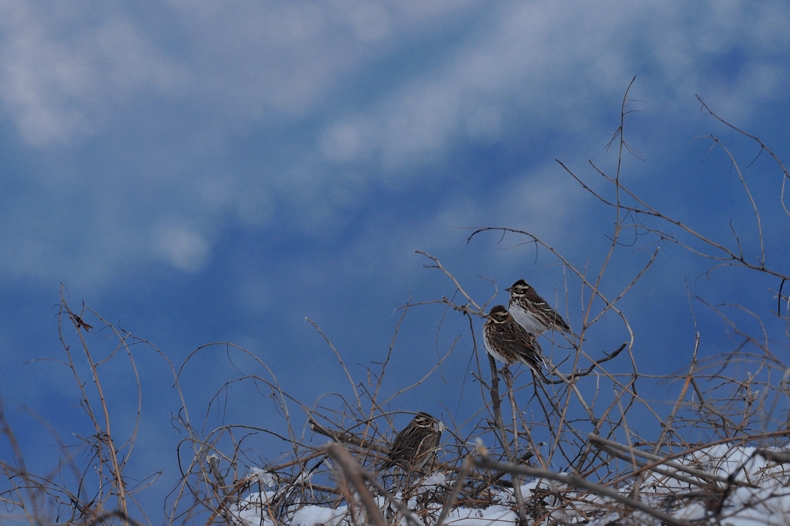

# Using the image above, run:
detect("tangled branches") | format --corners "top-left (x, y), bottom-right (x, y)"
top-left (2, 80), bottom-right (790, 525)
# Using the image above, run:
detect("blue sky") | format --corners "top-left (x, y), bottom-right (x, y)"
top-left (2, 0), bottom-right (790, 519)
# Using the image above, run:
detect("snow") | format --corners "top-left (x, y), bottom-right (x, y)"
top-left (443, 505), bottom-right (516, 525)
top-left (232, 444), bottom-right (790, 525)
top-left (292, 506), bottom-right (350, 526)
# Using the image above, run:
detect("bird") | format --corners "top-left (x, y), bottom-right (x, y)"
top-left (483, 304), bottom-right (548, 383)
top-left (505, 279), bottom-right (574, 337)
top-left (383, 412), bottom-right (443, 472)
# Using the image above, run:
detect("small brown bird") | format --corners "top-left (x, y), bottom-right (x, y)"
top-left (483, 304), bottom-right (548, 382)
top-left (383, 412), bottom-right (443, 472)
top-left (506, 279), bottom-right (573, 337)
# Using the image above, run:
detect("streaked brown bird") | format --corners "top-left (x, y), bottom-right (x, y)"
top-left (483, 304), bottom-right (548, 383)
top-left (383, 412), bottom-right (443, 472)
top-left (506, 279), bottom-right (574, 337)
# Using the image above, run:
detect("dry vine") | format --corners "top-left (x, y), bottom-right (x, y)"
top-left (1, 80), bottom-right (789, 525)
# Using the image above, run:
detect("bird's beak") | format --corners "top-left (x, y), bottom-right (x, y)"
top-left (505, 286), bottom-right (513, 293)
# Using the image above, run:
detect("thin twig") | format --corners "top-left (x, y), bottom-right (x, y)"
top-left (474, 456), bottom-right (693, 526)
top-left (324, 443), bottom-right (386, 526)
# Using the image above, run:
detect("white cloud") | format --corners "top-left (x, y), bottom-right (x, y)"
top-left (1, 0), bottom-right (790, 284)
top-left (315, 0), bottom-right (790, 179)
top-left (0, 3), bottom-right (189, 145)
top-left (0, 5), bottom-right (93, 144)
top-left (2, 0), bottom-right (788, 153)
top-left (320, 121), bottom-right (366, 162)
top-left (493, 167), bottom-right (584, 242)
top-left (152, 222), bottom-right (210, 273)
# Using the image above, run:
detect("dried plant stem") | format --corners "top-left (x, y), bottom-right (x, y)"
top-left (487, 356), bottom-right (528, 526)
top-left (306, 318), bottom-right (363, 413)
top-left (324, 443), bottom-right (386, 526)
top-left (589, 434), bottom-right (756, 489)
top-left (474, 456), bottom-right (692, 526)
top-left (309, 418), bottom-right (385, 452)
top-left (436, 454), bottom-right (475, 526)
top-left (59, 293), bottom-right (131, 522)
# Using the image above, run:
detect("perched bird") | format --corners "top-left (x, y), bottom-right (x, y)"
top-left (506, 279), bottom-right (573, 337)
top-left (483, 304), bottom-right (548, 383)
top-left (383, 412), bottom-right (443, 472)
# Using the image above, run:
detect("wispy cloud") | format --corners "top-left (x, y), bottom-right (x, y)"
top-left (0, 0), bottom-right (788, 285)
